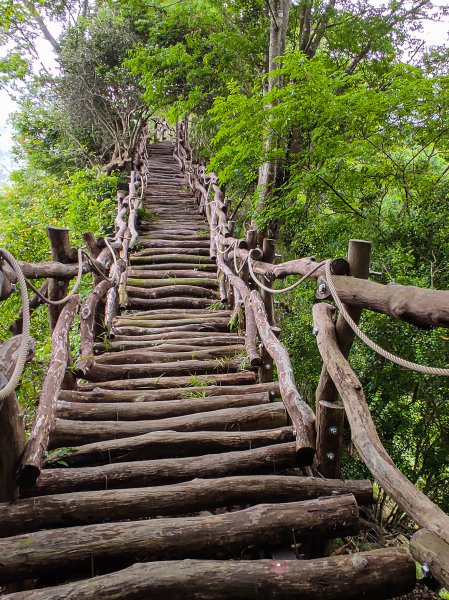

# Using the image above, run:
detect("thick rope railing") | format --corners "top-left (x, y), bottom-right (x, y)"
top-left (324, 260), bottom-right (449, 376)
top-left (0, 249), bottom-right (31, 402)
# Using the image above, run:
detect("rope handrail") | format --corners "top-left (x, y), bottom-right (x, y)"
top-left (0, 249), bottom-right (31, 402)
top-left (248, 254), bottom-right (326, 293)
top-left (324, 260), bottom-right (449, 377)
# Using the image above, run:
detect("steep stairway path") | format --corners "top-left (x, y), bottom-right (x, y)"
top-left (0, 142), bottom-right (415, 598)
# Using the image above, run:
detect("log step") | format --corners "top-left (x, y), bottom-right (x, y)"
top-left (0, 496), bottom-right (360, 583)
top-left (59, 381), bottom-right (279, 402)
top-left (1, 549), bottom-right (415, 600)
top-left (45, 428), bottom-right (295, 467)
top-left (56, 391), bottom-right (270, 421)
top-left (0, 476), bottom-right (373, 536)
top-left (49, 403), bottom-right (288, 446)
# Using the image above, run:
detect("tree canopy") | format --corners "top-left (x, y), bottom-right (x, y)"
top-left (1, 0), bottom-right (449, 524)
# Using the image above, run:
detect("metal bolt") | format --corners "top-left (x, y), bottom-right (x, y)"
top-left (311, 326), bottom-right (319, 336)
top-left (10, 283), bottom-right (17, 293)
top-left (276, 562), bottom-right (281, 567)
top-left (318, 283), bottom-right (327, 293)
top-left (326, 452), bottom-right (335, 460)
top-left (421, 563), bottom-right (430, 577)
top-left (329, 426), bottom-right (338, 435)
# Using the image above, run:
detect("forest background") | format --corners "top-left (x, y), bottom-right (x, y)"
top-left (0, 0), bottom-right (449, 537)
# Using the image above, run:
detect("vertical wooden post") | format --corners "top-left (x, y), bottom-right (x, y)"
top-left (259, 238), bottom-right (276, 383)
top-left (46, 227), bottom-right (77, 333)
top-left (0, 336), bottom-right (34, 500)
top-left (315, 239), bottom-right (372, 478)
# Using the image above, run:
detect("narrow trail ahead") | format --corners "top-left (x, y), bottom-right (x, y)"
top-left (0, 142), bottom-right (415, 599)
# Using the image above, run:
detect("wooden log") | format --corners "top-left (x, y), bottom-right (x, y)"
top-left (94, 345), bottom-right (244, 365)
top-left (49, 403), bottom-right (288, 447)
top-left (30, 441), bottom-right (297, 496)
top-left (128, 269), bottom-right (217, 279)
top-left (131, 254), bottom-right (214, 265)
top-left (0, 496), bottom-right (360, 582)
top-left (127, 284), bottom-right (218, 299)
top-left (60, 381), bottom-right (279, 402)
top-left (139, 239), bottom-right (210, 248)
top-left (94, 336), bottom-right (244, 353)
top-left (315, 400), bottom-right (345, 479)
top-left (250, 291), bottom-right (316, 460)
top-left (57, 392), bottom-right (270, 421)
top-left (316, 239), bottom-right (371, 406)
top-left (46, 226), bottom-right (77, 332)
top-left (81, 357), bottom-right (244, 382)
top-left (17, 260), bottom-right (90, 280)
top-left (112, 323), bottom-right (230, 336)
top-left (135, 247), bottom-right (210, 256)
top-left (16, 295), bottom-right (80, 488)
top-left (115, 316), bottom-right (229, 327)
top-left (77, 371), bottom-right (256, 391)
top-left (128, 296), bottom-right (217, 309)
top-left (128, 262), bottom-right (215, 271)
top-left (0, 336), bottom-right (34, 501)
top-left (77, 261), bottom-right (125, 374)
top-left (259, 239), bottom-right (276, 382)
top-left (44, 427), bottom-right (294, 467)
top-left (313, 302), bottom-right (449, 545)
top-left (0, 475), bottom-right (373, 536)
top-left (410, 528), bottom-right (449, 589)
top-left (2, 548), bottom-right (415, 600)
top-left (127, 277), bottom-right (218, 289)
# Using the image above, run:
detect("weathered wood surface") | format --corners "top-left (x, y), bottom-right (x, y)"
top-left (0, 496), bottom-right (359, 582)
top-left (94, 345), bottom-right (244, 363)
top-left (313, 302), bottom-right (449, 545)
top-left (2, 549), bottom-right (415, 600)
top-left (250, 291), bottom-right (315, 459)
top-left (78, 370), bottom-right (257, 391)
top-left (410, 528), bottom-right (449, 589)
top-left (56, 392), bottom-right (270, 421)
top-left (59, 381), bottom-right (280, 402)
top-left (0, 476), bottom-right (372, 536)
top-left (49, 403), bottom-right (288, 446)
top-left (45, 427), bottom-right (294, 466)
top-left (17, 295), bottom-right (80, 488)
top-left (0, 336), bottom-right (35, 501)
top-left (26, 442), bottom-right (298, 495)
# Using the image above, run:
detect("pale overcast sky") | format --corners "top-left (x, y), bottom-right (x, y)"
top-left (0, 1), bottom-right (448, 178)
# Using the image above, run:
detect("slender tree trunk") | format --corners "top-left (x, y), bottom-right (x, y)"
top-left (256, 0), bottom-right (291, 228)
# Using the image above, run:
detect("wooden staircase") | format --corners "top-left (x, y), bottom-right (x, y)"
top-left (0, 142), bottom-right (416, 598)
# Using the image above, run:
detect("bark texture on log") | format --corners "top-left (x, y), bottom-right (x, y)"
top-left (0, 496), bottom-right (359, 582)
top-left (50, 403), bottom-right (287, 446)
top-left (27, 442), bottom-right (297, 495)
top-left (17, 295), bottom-right (80, 488)
top-left (45, 427), bottom-right (294, 467)
top-left (0, 476), bottom-right (372, 535)
top-left (410, 529), bottom-right (449, 589)
top-left (56, 392), bottom-right (270, 421)
top-left (3, 549), bottom-right (415, 600)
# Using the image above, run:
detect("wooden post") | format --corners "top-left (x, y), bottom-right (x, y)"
top-left (315, 239), bottom-right (371, 478)
top-left (0, 336), bottom-right (34, 500)
top-left (46, 226), bottom-right (77, 333)
top-left (259, 238), bottom-right (275, 383)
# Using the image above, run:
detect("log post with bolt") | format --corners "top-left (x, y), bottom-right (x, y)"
top-left (314, 240), bottom-right (372, 478)
top-left (259, 238), bottom-right (276, 383)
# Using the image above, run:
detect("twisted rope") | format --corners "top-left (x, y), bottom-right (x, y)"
top-left (0, 249), bottom-right (31, 401)
top-left (325, 260), bottom-right (449, 376)
top-left (248, 255), bottom-right (326, 293)
top-left (25, 248), bottom-right (84, 306)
